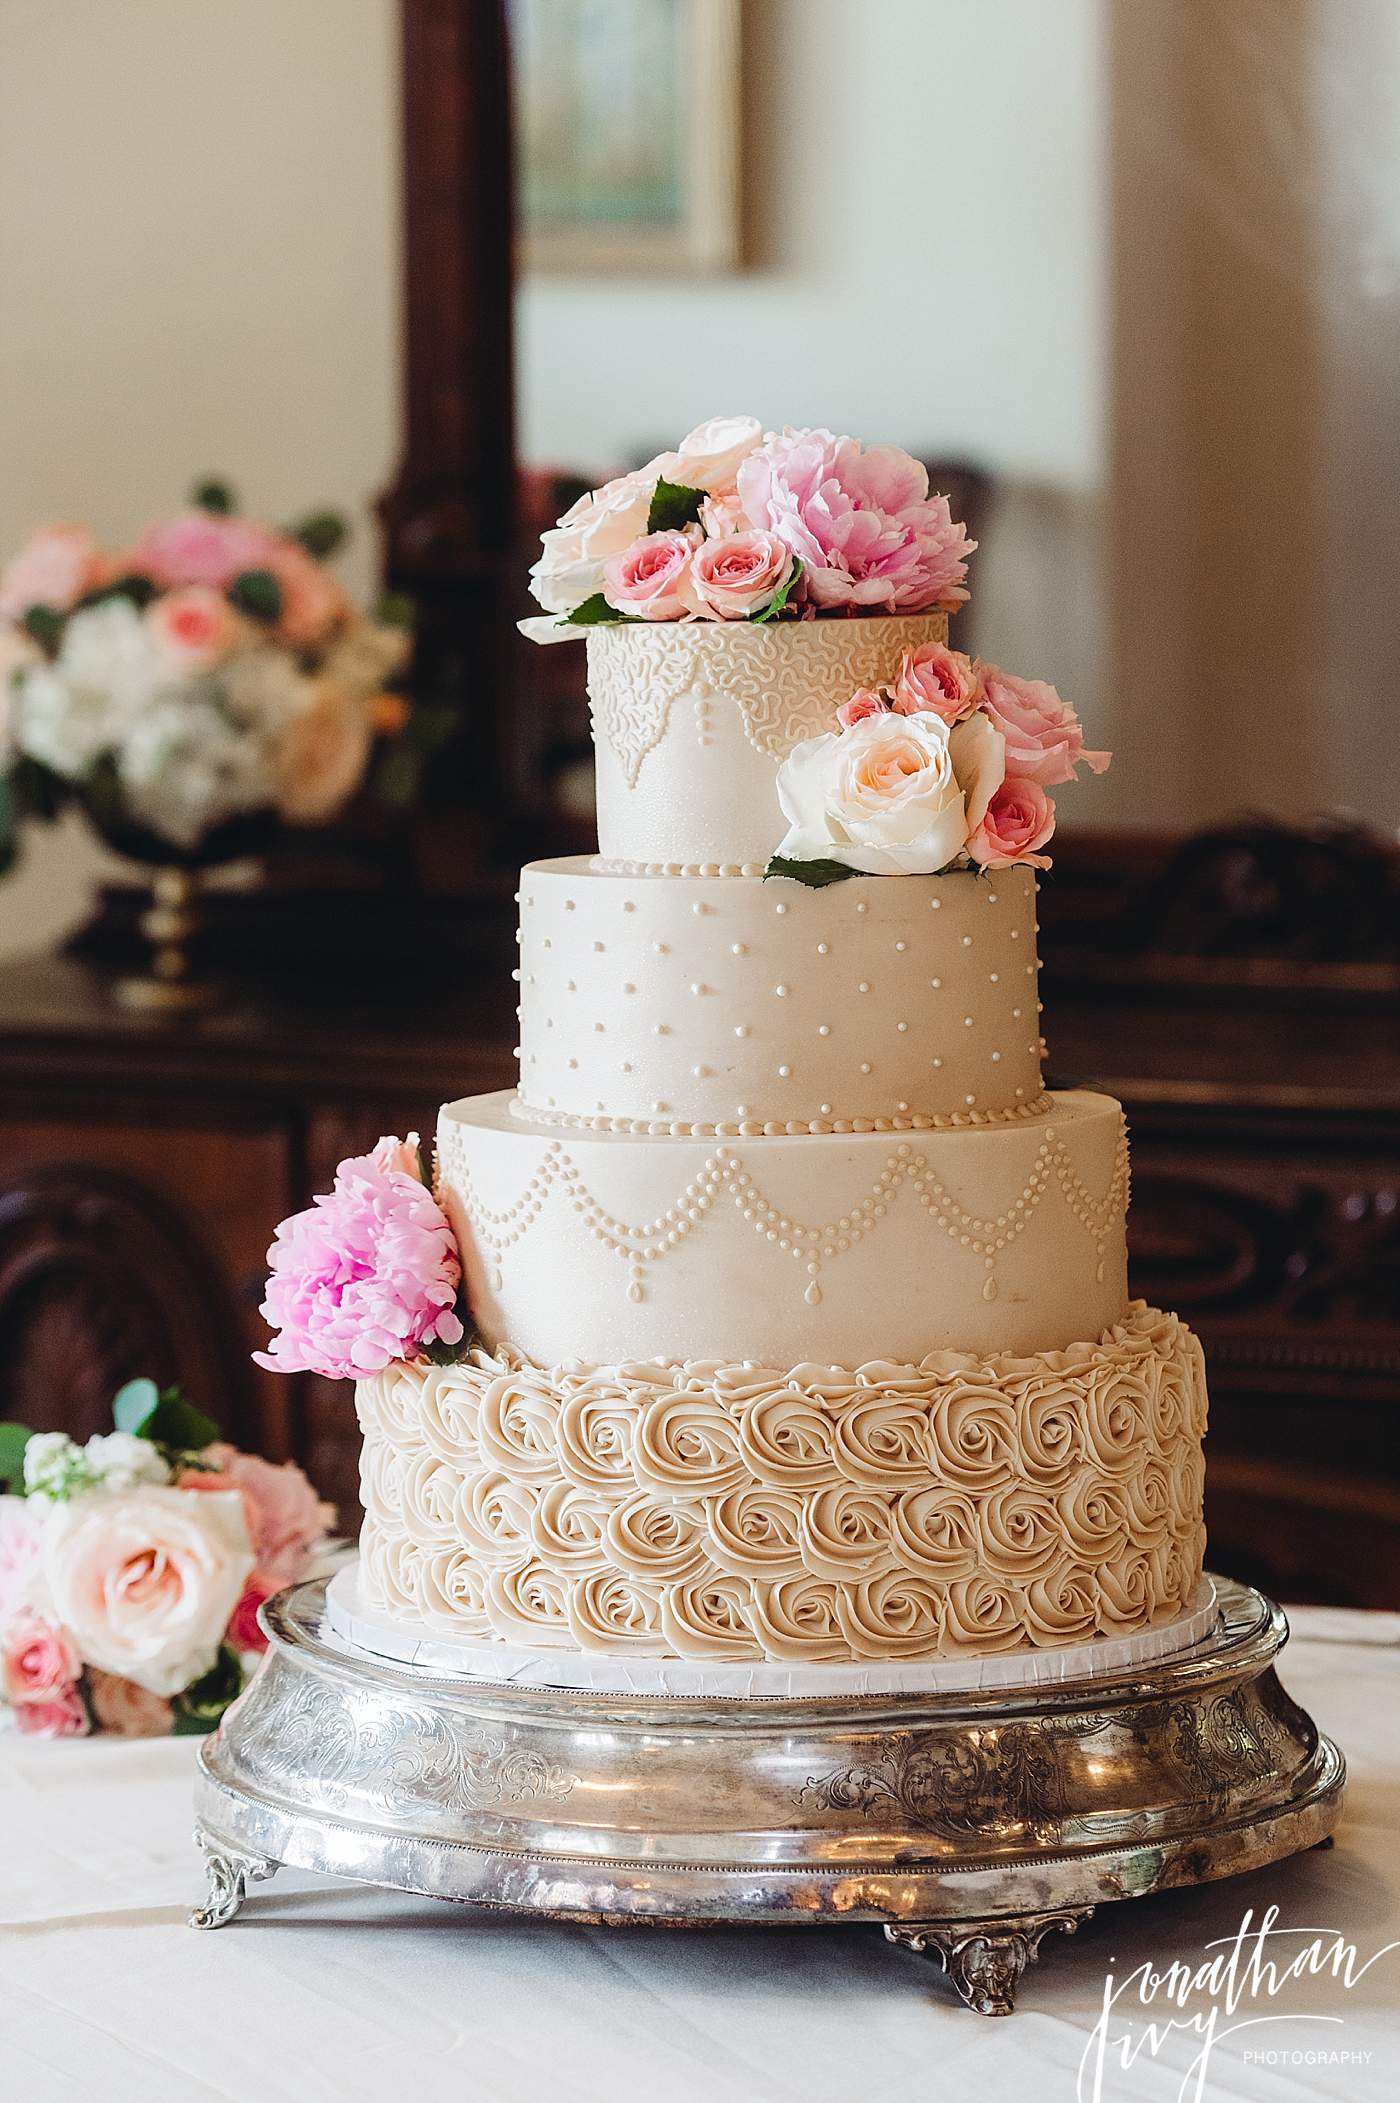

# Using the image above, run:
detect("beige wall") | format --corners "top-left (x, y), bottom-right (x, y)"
top-left (0, 0), bottom-right (401, 957)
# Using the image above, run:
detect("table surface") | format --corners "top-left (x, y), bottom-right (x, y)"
top-left (3, 1606), bottom-right (1398, 2103)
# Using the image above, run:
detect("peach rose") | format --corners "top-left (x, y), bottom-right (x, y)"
top-left (87, 1669), bottom-right (174, 1737)
top-left (43, 1485), bottom-right (253, 1696)
top-left (892, 642), bottom-right (983, 723)
top-left (690, 529), bottom-right (794, 619)
top-left (835, 686), bottom-right (890, 730)
top-left (775, 708), bottom-right (1004, 876)
top-left (273, 683), bottom-right (372, 824)
top-left (187, 1448), bottom-right (334, 1591)
top-left (602, 530), bottom-right (696, 621)
top-left (266, 540), bottom-right (352, 649)
top-left (1, 1610), bottom-right (81, 1706)
top-left (966, 774), bottom-right (1056, 870)
top-left (146, 585), bottom-right (239, 670)
top-left (528, 468), bottom-right (656, 614)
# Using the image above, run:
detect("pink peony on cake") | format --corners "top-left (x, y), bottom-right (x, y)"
top-left (258, 417), bottom-right (1209, 1675)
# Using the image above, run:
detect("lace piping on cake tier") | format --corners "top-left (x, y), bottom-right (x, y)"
top-left (586, 615), bottom-right (949, 788)
top-left (437, 1110), bottom-right (1129, 1306)
top-left (590, 856), bottom-right (768, 878)
top-left (354, 1303), bottom-right (1208, 1662)
top-left (508, 1090), bottom-right (1055, 1140)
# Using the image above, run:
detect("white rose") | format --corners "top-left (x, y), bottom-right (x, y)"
top-left (527, 469), bottom-right (656, 614)
top-left (673, 414), bottom-right (764, 496)
top-left (773, 709), bottom-right (1005, 876)
top-left (44, 1485), bottom-right (253, 1696)
top-left (82, 1432), bottom-right (170, 1493)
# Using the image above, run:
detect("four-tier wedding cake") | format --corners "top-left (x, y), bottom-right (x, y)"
top-left (262, 418), bottom-right (1209, 1670)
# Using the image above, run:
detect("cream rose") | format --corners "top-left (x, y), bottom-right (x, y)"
top-left (477, 1368), bottom-right (561, 1480)
top-left (672, 414), bottom-right (764, 496)
top-left (746, 1573), bottom-right (846, 1660)
top-left (798, 1485), bottom-right (895, 1581)
top-left (837, 1570), bottom-right (945, 1660)
top-left (43, 1486), bottom-right (253, 1697)
top-left (527, 469), bottom-right (656, 613)
top-left (557, 1378), bottom-right (637, 1491)
top-left (485, 1558), bottom-right (573, 1646)
top-left (603, 1492), bottom-right (708, 1582)
top-left (418, 1547), bottom-right (491, 1633)
top-left (772, 709), bottom-right (1004, 876)
top-left (736, 1389), bottom-right (839, 1489)
top-left (455, 1469), bottom-right (537, 1562)
top-left (703, 1487), bottom-right (805, 1578)
top-left (631, 1394), bottom-right (746, 1496)
top-left (889, 1486), bottom-right (981, 1577)
top-left (566, 1569), bottom-right (666, 1653)
top-left (528, 1480), bottom-right (609, 1569)
top-left (660, 1573), bottom-right (756, 1658)
top-left (831, 1392), bottom-right (931, 1487)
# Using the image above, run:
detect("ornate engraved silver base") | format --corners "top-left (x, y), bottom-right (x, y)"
top-left (191, 1575), bottom-right (1343, 2015)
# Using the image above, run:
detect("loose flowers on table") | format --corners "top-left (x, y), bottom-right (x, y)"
top-left (0, 1381), bottom-right (333, 1738)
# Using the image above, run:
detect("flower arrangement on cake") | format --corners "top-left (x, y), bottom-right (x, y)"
top-left (0, 1381), bottom-right (333, 1738)
top-left (0, 480), bottom-right (413, 871)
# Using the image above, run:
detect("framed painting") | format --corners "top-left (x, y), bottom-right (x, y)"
top-left (511, 0), bottom-right (741, 273)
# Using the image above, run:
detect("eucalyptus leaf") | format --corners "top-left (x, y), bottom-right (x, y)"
top-left (0, 1421), bottom-right (34, 1491)
top-left (645, 477), bottom-right (706, 535)
top-left (763, 855), bottom-right (860, 889)
top-left (749, 559), bottom-right (804, 624)
top-left (112, 1377), bottom-right (160, 1435)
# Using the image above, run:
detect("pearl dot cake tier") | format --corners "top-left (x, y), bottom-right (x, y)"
top-left (588, 612), bottom-right (949, 868)
top-left (437, 1088), bottom-right (1129, 1368)
top-left (353, 1302), bottom-right (1207, 1662)
top-left (514, 859), bottom-right (1045, 1134)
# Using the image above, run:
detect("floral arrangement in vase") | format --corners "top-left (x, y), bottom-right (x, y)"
top-left (767, 643), bottom-right (1110, 884)
top-left (0, 480), bottom-right (413, 872)
top-left (522, 415), bottom-right (975, 632)
top-left (0, 1381), bottom-right (333, 1738)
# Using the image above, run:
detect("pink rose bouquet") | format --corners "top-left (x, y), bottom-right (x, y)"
top-left (770, 658), bottom-right (1108, 883)
top-left (254, 1134), bottom-right (467, 1380)
top-left (0, 479), bottom-right (414, 869)
top-left (0, 1378), bottom-right (335, 1738)
top-left (521, 415), bottom-right (969, 634)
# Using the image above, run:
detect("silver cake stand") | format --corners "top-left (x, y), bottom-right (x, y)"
top-left (190, 1574), bottom-right (1343, 2016)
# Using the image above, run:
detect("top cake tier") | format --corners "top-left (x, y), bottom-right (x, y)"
top-left (588, 612), bottom-right (949, 869)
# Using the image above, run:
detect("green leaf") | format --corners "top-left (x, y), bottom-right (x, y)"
top-left (112, 1378), bottom-right (160, 1435)
top-left (21, 604), bottom-right (62, 655)
top-left (645, 477), bottom-right (705, 535)
top-left (77, 573), bottom-right (157, 614)
top-left (375, 588), bottom-right (416, 629)
top-left (193, 478), bottom-right (235, 515)
top-left (749, 558), bottom-right (803, 624)
top-left (141, 1392), bottom-right (221, 1456)
top-left (172, 1644), bottom-right (244, 1735)
top-left (291, 509), bottom-right (348, 559)
top-left (416, 1139), bottom-right (433, 1189)
top-left (227, 568), bottom-right (282, 622)
top-left (0, 1421), bottom-right (34, 1492)
top-left (763, 855), bottom-right (860, 889)
top-left (557, 592), bottom-right (640, 628)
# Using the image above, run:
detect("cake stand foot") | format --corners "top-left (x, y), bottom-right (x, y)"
top-left (189, 1833), bottom-right (280, 1929)
top-left (884, 1908), bottom-right (1094, 2016)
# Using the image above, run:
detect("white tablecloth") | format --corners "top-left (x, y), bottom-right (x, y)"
top-left (3, 1607), bottom-right (1398, 2103)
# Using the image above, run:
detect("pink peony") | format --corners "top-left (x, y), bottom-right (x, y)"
top-left (690, 529), bottom-right (794, 619)
top-left (977, 665), bottom-right (1111, 786)
top-left (967, 774), bottom-right (1057, 869)
top-left (0, 524), bottom-right (105, 622)
top-left (14, 1687), bottom-right (89, 1738)
top-left (130, 511), bottom-right (280, 591)
top-left (602, 530), bottom-right (696, 621)
top-left (146, 585), bottom-right (239, 669)
top-left (835, 686), bottom-right (891, 729)
top-left (1, 1610), bottom-right (81, 1706)
top-left (254, 1133), bottom-right (465, 1379)
top-left (736, 428), bottom-right (974, 613)
top-left (186, 1448), bottom-right (334, 1591)
top-left (87, 1669), bottom-right (174, 1737)
top-left (892, 642), bottom-right (983, 723)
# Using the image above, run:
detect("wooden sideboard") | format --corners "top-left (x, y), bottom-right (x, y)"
top-left (2, 892), bottom-right (1398, 1606)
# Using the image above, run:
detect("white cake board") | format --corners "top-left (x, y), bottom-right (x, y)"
top-left (324, 1559), bottom-right (1220, 1699)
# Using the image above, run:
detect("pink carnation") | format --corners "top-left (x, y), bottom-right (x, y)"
top-left (602, 530), bottom-right (696, 620)
top-left (690, 529), bottom-right (794, 619)
top-left (736, 428), bottom-right (974, 613)
top-left (892, 642), bottom-right (983, 723)
top-left (254, 1133), bottom-right (465, 1379)
top-left (130, 511), bottom-right (280, 591)
top-left (977, 665), bottom-right (1111, 786)
top-left (14, 1687), bottom-right (89, 1739)
top-left (967, 775), bottom-right (1057, 870)
top-left (836, 686), bottom-right (891, 729)
top-left (0, 524), bottom-right (105, 622)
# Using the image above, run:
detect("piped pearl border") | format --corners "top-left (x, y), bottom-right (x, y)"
top-left (510, 1091), bottom-right (1055, 1139)
top-left (591, 855), bottom-right (768, 879)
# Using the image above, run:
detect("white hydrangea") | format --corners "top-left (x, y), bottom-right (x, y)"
top-left (117, 689), bottom-right (272, 848)
top-left (22, 1431), bottom-right (94, 1501)
top-left (13, 599), bottom-right (160, 780)
top-left (83, 1431), bottom-right (170, 1493)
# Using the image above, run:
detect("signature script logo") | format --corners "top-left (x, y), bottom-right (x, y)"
top-left (1077, 1905), bottom-right (1397, 2103)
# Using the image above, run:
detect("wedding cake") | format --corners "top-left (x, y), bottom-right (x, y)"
top-left (272, 419), bottom-right (1209, 1670)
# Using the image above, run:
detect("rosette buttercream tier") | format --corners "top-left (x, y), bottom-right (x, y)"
top-left (587, 614), bottom-right (949, 867)
top-left (355, 1303), bottom-right (1207, 1664)
top-left (514, 859), bottom-right (1044, 1133)
top-left (437, 1087), bottom-right (1129, 1367)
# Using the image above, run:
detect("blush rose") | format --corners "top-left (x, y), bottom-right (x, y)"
top-left (892, 642), bottom-right (983, 723)
top-left (978, 665), bottom-right (1110, 785)
top-left (966, 774), bottom-right (1057, 869)
top-left (1, 1610), bottom-right (82, 1706)
top-left (689, 529), bottom-right (794, 618)
top-left (602, 530), bottom-right (697, 620)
